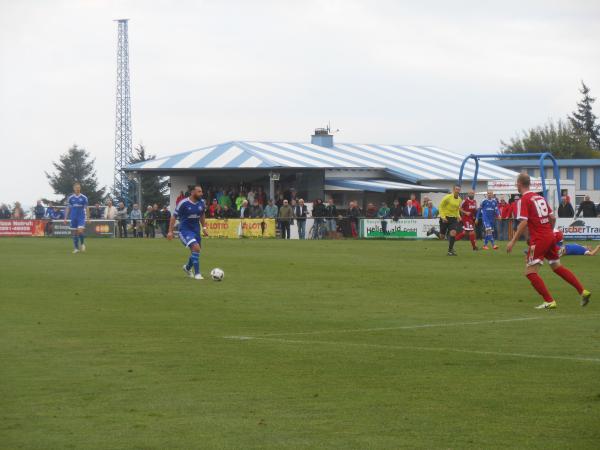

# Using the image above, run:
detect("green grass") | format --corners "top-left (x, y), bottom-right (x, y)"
top-left (1, 237), bottom-right (600, 449)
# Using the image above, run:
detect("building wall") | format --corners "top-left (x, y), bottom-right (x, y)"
top-left (495, 164), bottom-right (600, 204)
top-left (169, 175), bottom-right (197, 211)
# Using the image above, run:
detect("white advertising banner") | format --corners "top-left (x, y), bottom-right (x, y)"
top-left (361, 218), bottom-right (439, 239)
top-left (555, 218), bottom-right (600, 240)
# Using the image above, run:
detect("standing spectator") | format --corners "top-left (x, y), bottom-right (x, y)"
top-left (348, 201), bottom-right (361, 238)
top-left (218, 191), bottom-right (232, 209)
top-left (422, 201), bottom-right (438, 218)
top-left (498, 197), bottom-right (511, 240)
top-left (239, 200), bottom-right (251, 218)
top-left (52, 206), bottom-right (64, 219)
top-left (294, 198), bottom-right (308, 239)
top-left (44, 202), bottom-right (55, 219)
top-left (144, 205), bottom-right (156, 238)
top-left (325, 198), bottom-right (337, 237)
top-left (158, 206), bottom-right (171, 237)
top-left (115, 202), bottom-right (128, 238)
top-left (104, 199), bottom-right (117, 220)
top-left (576, 195), bottom-right (597, 218)
top-left (558, 196), bottom-right (575, 218)
top-left (176, 191), bottom-right (186, 205)
top-left (89, 203), bottom-right (103, 219)
top-left (264, 199), bottom-right (278, 219)
top-left (249, 199), bottom-right (264, 218)
top-left (421, 196), bottom-right (430, 215)
top-left (12, 202), bottom-right (24, 219)
top-left (278, 199), bottom-right (293, 239)
top-left (365, 203), bottom-right (377, 218)
top-left (377, 202), bottom-right (390, 234)
top-left (130, 203), bottom-right (143, 237)
top-left (257, 187), bottom-right (267, 206)
top-left (34, 200), bottom-right (45, 219)
top-left (312, 199), bottom-right (327, 239)
top-left (235, 192), bottom-right (247, 211)
top-left (410, 194), bottom-right (421, 215)
top-left (511, 195), bottom-right (521, 239)
top-left (390, 199), bottom-right (402, 221)
top-left (0, 203), bottom-right (11, 219)
top-left (377, 202), bottom-right (390, 219)
top-left (403, 200), bottom-right (418, 217)
top-left (208, 198), bottom-right (219, 218)
top-left (247, 190), bottom-right (255, 205)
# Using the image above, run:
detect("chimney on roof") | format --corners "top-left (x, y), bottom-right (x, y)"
top-left (311, 126), bottom-right (334, 148)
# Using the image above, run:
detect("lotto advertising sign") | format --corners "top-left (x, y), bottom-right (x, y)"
top-left (556, 218), bottom-right (600, 240)
top-left (0, 220), bottom-right (45, 237)
top-left (205, 219), bottom-right (276, 238)
top-left (361, 219), bottom-right (439, 239)
top-left (48, 220), bottom-right (115, 238)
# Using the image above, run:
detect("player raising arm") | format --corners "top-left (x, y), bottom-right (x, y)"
top-left (506, 173), bottom-right (591, 309)
top-left (167, 185), bottom-right (209, 280)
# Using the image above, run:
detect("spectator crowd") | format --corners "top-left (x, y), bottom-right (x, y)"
top-left (1, 187), bottom-right (596, 240)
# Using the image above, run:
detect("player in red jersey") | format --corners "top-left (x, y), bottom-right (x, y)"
top-left (455, 190), bottom-right (479, 250)
top-left (506, 173), bottom-right (591, 309)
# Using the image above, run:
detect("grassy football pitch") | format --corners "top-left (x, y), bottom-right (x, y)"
top-left (2, 237), bottom-right (600, 449)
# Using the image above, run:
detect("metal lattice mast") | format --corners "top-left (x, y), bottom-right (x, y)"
top-left (113, 19), bottom-right (132, 202)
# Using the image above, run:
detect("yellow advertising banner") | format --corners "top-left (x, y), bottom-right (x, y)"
top-left (205, 218), bottom-right (276, 239)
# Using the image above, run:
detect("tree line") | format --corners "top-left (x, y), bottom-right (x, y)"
top-left (502, 81), bottom-right (600, 158)
top-left (45, 144), bottom-right (168, 207)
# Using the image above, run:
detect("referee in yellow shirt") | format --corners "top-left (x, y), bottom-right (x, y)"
top-left (438, 185), bottom-right (462, 256)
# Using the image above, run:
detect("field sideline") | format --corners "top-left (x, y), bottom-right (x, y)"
top-left (2, 237), bottom-right (600, 449)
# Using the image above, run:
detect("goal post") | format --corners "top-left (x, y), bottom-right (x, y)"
top-left (457, 152), bottom-right (561, 202)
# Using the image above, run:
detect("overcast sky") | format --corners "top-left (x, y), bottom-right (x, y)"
top-left (1, 0), bottom-right (599, 205)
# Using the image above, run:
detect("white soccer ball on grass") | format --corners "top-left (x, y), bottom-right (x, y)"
top-left (210, 268), bottom-right (225, 281)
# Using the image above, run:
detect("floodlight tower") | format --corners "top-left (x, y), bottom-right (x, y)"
top-left (113, 19), bottom-right (133, 203)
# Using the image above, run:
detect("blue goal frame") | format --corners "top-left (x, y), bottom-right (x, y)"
top-left (457, 153), bottom-right (561, 201)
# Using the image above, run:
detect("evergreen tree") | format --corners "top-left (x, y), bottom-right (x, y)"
top-left (568, 81), bottom-right (600, 149)
top-left (45, 145), bottom-right (106, 204)
top-left (129, 144), bottom-right (169, 207)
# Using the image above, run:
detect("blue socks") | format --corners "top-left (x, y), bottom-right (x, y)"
top-left (186, 255), bottom-right (193, 271)
top-left (79, 235), bottom-right (85, 245)
top-left (191, 251), bottom-right (200, 275)
top-left (72, 235), bottom-right (79, 249)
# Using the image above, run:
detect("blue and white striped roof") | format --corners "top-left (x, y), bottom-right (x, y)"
top-left (127, 141), bottom-right (518, 183)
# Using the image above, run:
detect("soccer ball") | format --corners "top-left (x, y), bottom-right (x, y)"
top-left (210, 268), bottom-right (225, 281)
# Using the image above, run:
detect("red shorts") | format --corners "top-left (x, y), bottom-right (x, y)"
top-left (461, 217), bottom-right (474, 231)
top-left (526, 236), bottom-right (560, 266)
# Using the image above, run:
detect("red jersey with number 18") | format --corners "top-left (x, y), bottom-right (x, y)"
top-left (517, 191), bottom-right (554, 243)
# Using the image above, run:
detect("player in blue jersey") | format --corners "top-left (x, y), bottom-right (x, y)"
top-left (553, 230), bottom-right (600, 256)
top-left (167, 185), bottom-right (209, 280)
top-left (63, 182), bottom-right (89, 253)
top-left (477, 190), bottom-right (500, 250)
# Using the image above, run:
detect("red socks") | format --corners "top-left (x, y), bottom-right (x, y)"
top-left (455, 231), bottom-right (465, 241)
top-left (469, 232), bottom-right (476, 249)
top-left (553, 266), bottom-right (584, 294)
top-left (526, 273), bottom-right (553, 302)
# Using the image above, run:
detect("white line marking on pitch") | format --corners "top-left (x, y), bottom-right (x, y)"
top-left (251, 314), bottom-right (600, 338)
top-left (224, 336), bottom-right (600, 364)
